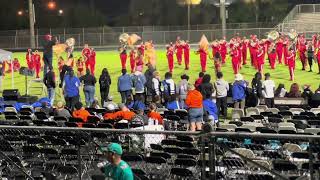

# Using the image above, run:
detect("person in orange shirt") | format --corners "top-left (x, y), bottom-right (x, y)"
top-left (185, 84), bottom-right (203, 131)
top-left (72, 102), bottom-right (91, 126)
top-left (147, 103), bottom-right (163, 125)
top-left (104, 104), bottom-right (136, 121)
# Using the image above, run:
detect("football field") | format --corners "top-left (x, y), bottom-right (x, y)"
top-left (5, 50), bottom-right (320, 104)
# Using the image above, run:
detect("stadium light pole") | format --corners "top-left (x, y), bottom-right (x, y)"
top-left (28, 0), bottom-right (36, 49)
top-left (220, 0), bottom-right (226, 38)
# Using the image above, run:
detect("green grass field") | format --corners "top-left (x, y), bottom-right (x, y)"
top-left (4, 50), bottom-right (320, 104)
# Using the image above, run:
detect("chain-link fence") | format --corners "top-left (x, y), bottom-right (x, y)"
top-left (0, 28), bottom-right (274, 49)
top-left (0, 125), bottom-right (319, 179)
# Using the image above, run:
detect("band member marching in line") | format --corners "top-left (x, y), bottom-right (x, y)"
top-left (33, 50), bottom-right (41, 79)
top-left (287, 47), bottom-right (296, 81)
top-left (76, 57), bottom-right (85, 77)
top-left (196, 35), bottom-right (210, 73)
top-left (166, 43), bottom-right (174, 73)
top-left (276, 37), bottom-right (284, 64)
top-left (89, 48), bottom-right (96, 75)
top-left (82, 44), bottom-right (91, 70)
top-left (283, 37), bottom-right (289, 65)
top-left (220, 37), bottom-right (227, 64)
top-left (230, 43), bottom-right (240, 74)
top-left (183, 40), bottom-right (190, 70)
top-left (119, 46), bottom-right (127, 70)
top-left (268, 42), bottom-right (277, 69)
top-left (129, 49), bottom-right (136, 73)
top-left (256, 46), bottom-right (265, 74)
top-left (241, 37), bottom-right (248, 65)
top-left (175, 36), bottom-right (183, 65)
top-left (249, 36), bottom-right (258, 69)
top-left (298, 37), bottom-right (307, 71)
top-left (26, 49), bottom-right (34, 70)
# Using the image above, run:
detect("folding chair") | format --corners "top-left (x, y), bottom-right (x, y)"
top-left (256, 105), bottom-right (268, 112)
top-left (289, 108), bottom-right (305, 115)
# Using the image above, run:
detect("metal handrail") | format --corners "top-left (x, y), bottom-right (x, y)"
top-left (1, 125), bottom-right (320, 141)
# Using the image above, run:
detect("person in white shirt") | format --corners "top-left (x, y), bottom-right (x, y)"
top-left (152, 71), bottom-right (161, 96)
top-left (214, 72), bottom-right (229, 119)
top-left (262, 73), bottom-right (275, 108)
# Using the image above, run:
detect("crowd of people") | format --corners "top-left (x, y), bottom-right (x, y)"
top-left (3, 33), bottom-right (320, 132)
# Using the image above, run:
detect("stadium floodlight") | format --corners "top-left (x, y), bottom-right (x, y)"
top-left (48, 1), bottom-right (57, 10)
top-left (17, 10), bottom-right (23, 16)
top-left (58, 9), bottom-right (64, 15)
top-left (177, 0), bottom-right (202, 40)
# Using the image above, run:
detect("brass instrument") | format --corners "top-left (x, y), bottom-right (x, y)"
top-left (267, 31), bottom-right (280, 41)
top-left (288, 29), bottom-right (298, 40)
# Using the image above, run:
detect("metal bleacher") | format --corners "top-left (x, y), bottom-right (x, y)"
top-left (277, 4), bottom-right (320, 37)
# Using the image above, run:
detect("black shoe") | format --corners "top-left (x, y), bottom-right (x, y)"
top-left (309, 70), bottom-right (312, 72)
top-left (302, 68), bottom-right (305, 71)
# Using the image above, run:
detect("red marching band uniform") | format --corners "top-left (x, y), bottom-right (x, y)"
top-left (166, 45), bottom-right (174, 73)
top-left (76, 58), bottom-right (84, 76)
top-left (197, 48), bottom-right (208, 73)
top-left (268, 43), bottom-right (277, 69)
top-left (287, 48), bottom-right (296, 81)
top-left (220, 40), bottom-right (227, 64)
top-left (241, 39), bottom-right (248, 65)
top-left (33, 51), bottom-right (41, 78)
top-left (183, 42), bottom-right (190, 70)
top-left (276, 38), bottom-right (284, 64)
top-left (119, 48), bottom-right (127, 70)
top-left (26, 49), bottom-right (33, 70)
top-left (175, 41), bottom-right (183, 65)
top-left (89, 49), bottom-right (96, 75)
top-left (230, 44), bottom-right (240, 74)
top-left (129, 50), bottom-right (136, 73)
top-left (82, 46), bottom-right (91, 70)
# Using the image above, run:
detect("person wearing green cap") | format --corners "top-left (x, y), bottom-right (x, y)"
top-left (100, 143), bottom-right (134, 180)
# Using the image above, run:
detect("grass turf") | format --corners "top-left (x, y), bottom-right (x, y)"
top-left (5, 50), bottom-right (320, 104)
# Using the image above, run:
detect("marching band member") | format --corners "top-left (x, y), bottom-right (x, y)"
top-left (166, 44), bottom-right (174, 73)
top-left (257, 46), bottom-right (265, 74)
top-left (33, 50), bottom-right (41, 79)
top-left (76, 57), bottom-right (85, 77)
top-left (183, 40), bottom-right (190, 70)
top-left (287, 47), bottom-right (296, 81)
top-left (119, 46), bottom-right (127, 70)
top-left (298, 37), bottom-right (307, 70)
top-left (241, 37), bottom-right (248, 65)
top-left (230, 43), bottom-right (240, 74)
top-left (89, 48), bottom-right (96, 75)
top-left (129, 49), bottom-right (136, 73)
top-left (276, 37), bottom-right (284, 64)
top-left (175, 37), bottom-right (183, 65)
top-left (249, 38), bottom-right (258, 69)
top-left (26, 49), bottom-right (34, 70)
top-left (220, 38), bottom-right (227, 64)
top-left (268, 42), bottom-right (277, 69)
top-left (82, 44), bottom-right (91, 70)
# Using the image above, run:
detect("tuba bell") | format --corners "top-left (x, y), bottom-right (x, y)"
top-left (65, 38), bottom-right (75, 47)
top-left (119, 33), bottom-right (130, 44)
top-left (288, 29), bottom-right (298, 40)
top-left (267, 31), bottom-right (279, 41)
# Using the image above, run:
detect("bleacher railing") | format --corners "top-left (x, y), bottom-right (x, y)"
top-left (278, 4), bottom-right (320, 32)
top-left (0, 125), bottom-right (319, 179)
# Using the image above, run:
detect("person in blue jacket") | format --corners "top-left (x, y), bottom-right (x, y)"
top-left (203, 98), bottom-right (218, 126)
top-left (117, 69), bottom-right (133, 104)
top-left (232, 74), bottom-right (248, 110)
